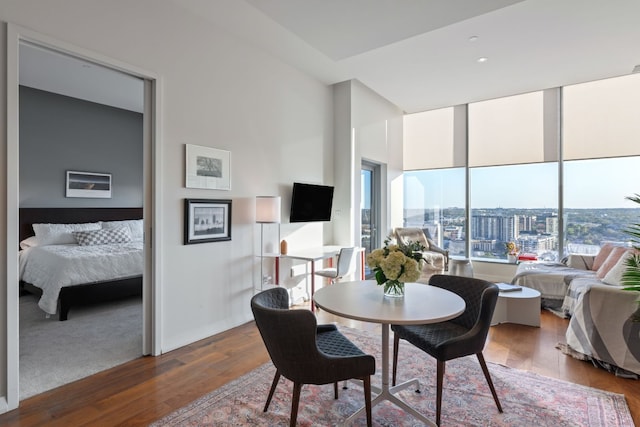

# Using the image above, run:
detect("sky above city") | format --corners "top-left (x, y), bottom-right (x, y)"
top-left (404, 156), bottom-right (640, 209)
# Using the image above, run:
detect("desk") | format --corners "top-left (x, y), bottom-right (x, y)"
top-left (313, 281), bottom-right (465, 426)
top-left (282, 246), bottom-right (365, 311)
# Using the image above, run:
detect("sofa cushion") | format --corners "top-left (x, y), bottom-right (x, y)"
top-left (596, 246), bottom-right (629, 279)
top-left (592, 243), bottom-right (616, 271)
top-left (602, 250), bottom-right (634, 286)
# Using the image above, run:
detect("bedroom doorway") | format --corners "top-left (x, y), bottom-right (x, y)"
top-left (6, 24), bottom-right (160, 408)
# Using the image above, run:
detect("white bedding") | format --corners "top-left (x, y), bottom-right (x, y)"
top-left (19, 241), bottom-right (144, 315)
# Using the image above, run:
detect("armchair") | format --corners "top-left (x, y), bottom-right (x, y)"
top-left (394, 227), bottom-right (449, 282)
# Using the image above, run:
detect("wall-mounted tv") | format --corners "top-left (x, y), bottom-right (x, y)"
top-left (289, 182), bottom-right (334, 222)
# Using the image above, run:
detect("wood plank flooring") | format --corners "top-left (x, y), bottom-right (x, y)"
top-left (1, 309), bottom-right (638, 426)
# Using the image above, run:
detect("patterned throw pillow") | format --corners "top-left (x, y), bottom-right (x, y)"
top-left (73, 227), bottom-right (132, 246)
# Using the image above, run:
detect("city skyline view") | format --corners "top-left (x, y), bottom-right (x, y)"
top-left (404, 205), bottom-right (639, 260)
top-left (405, 156), bottom-right (640, 210)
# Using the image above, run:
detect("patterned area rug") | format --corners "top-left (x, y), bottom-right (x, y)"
top-left (152, 327), bottom-right (633, 426)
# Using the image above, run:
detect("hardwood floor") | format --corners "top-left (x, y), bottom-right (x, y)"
top-left (1, 309), bottom-right (638, 426)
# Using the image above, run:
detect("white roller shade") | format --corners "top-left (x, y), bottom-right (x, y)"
top-left (469, 91), bottom-right (546, 167)
top-left (563, 73), bottom-right (640, 160)
top-left (403, 106), bottom-right (466, 170)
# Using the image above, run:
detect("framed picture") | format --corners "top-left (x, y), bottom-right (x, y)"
top-left (185, 144), bottom-right (231, 190)
top-left (184, 198), bottom-right (232, 244)
top-left (66, 171), bottom-right (112, 198)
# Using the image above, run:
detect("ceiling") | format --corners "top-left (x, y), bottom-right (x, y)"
top-left (20, 0), bottom-right (640, 114)
top-left (19, 42), bottom-right (144, 113)
top-left (184, 0), bottom-right (640, 113)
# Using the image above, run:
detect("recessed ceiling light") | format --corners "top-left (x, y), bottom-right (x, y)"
top-left (477, 57), bottom-right (488, 63)
top-left (469, 36), bottom-right (479, 42)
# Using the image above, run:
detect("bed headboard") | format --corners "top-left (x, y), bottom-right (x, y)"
top-left (19, 207), bottom-right (143, 243)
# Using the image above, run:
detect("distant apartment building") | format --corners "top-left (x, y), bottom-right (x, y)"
top-left (471, 215), bottom-right (515, 242)
top-left (443, 225), bottom-right (463, 240)
top-left (546, 216), bottom-right (559, 234)
top-left (515, 214), bottom-right (536, 237)
top-left (471, 239), bottom-right (496, 252)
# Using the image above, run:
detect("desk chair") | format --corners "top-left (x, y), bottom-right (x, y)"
top-left (391, 275), bottom-right (502, 426)
top-left (251, 287), bottom-right (376, 427)
top-left (314, 247), bottom-right (358, 285)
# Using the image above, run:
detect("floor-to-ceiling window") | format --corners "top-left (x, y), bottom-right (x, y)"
top-left (403, 105), bottom-right (468, 254)
top-left (468, 90), bottom-right (559, 261)
top-left (404, 73), bottom-right (640, 262)
top-left (562, 74), bottom-right (640, 254)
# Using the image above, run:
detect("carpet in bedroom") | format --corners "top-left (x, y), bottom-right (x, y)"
top-left (19, 293), bottom-right (142, 400)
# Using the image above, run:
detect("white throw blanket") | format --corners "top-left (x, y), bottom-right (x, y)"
top-left (19, 242), bottom-right (144, 315)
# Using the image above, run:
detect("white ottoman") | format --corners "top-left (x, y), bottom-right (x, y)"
top-left (491, 285), bottom-right (541, 327)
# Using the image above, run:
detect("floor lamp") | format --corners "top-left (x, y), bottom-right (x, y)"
top-left (256, 196), bottom-right (281, 290)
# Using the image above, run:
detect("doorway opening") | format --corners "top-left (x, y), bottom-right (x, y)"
top-left (6, 25), bottom-right (158, 409)
top-left (361, 161), bottom-right (382, 279)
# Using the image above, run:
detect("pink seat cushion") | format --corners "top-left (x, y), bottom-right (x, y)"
top-left (596, 246), bottom-right (629, 279)
top-left (592, 243), bottom-right (615, 271)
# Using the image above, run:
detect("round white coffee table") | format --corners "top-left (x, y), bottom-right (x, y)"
top-left (491, 285), bottom-right (541, 327)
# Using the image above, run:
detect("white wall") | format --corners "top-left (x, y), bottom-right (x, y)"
top-left (0, 0), bottom-right (338, 407)
top-left (351, 80), bottom-right (405, 237)
top-left (331, 80), bottom-right (403, 250)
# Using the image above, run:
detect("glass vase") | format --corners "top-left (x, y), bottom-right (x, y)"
top-left (383, 280), bottom-right (405, 297)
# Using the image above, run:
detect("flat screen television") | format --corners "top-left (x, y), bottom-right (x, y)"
top-left (289, 182), bottom-right (334, 222)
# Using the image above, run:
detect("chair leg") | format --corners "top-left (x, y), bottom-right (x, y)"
top-left (334, 382), bottom-right (339, 399)
top-left (264, 370), bottom-right (281, 412)
top-left (290, 382), bottom-right (303, 427)
top-left (392, 333), bottom-right (400, 386)
top-left (436, 360), bottom-right (445, 427)
top-left (477, 352), bottom-right (503, 413)
top-left (362, 376), bottom-right (373, 427)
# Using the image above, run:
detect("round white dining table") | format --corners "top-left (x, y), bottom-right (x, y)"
top-left (313, 280), bottom-right (466, 426)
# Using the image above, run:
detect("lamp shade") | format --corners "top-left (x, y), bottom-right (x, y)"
top-left (256, 196), bottom-right (281, 223)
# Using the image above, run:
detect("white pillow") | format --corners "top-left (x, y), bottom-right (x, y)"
top-left (32, 222), bottom-right (102, 246)
top-left (602, 250), bottom-right (634, 286)
top-left (19, 236), bottom-right (39, 249)
top-left (101, 219), bottom-right (144, 242)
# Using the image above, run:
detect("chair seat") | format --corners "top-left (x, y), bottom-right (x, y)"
top-left (315, 268), bottom-right (338, 279)
top-left (391, 322), bottom-right (468, 360)
top-left (316, 325), bottom-right (366, 357)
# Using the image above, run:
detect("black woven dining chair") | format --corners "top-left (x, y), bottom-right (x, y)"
top-left (391, 274), bottom-right (503, 426)
top-left (251, 287), bottom-right (376, 427)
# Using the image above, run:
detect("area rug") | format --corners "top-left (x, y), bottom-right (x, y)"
top-left (152, 327), bottom-right (633, 427)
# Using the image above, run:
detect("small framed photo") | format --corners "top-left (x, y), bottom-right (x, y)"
top-left (66, 171), bottom-right (112, 198)
top-left (184, 198), bottom-right (232, 244)
top-left (185, 144), bottom-right (231, 190)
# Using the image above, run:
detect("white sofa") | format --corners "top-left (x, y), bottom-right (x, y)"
top-left (512, 244), bottom-right (640, 376)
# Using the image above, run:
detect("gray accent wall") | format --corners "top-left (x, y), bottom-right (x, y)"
top-left (19, 86), bottom-right (143, 208)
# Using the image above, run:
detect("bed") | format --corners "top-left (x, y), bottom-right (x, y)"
top-left (19, 208), bottom-right (144, 321)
